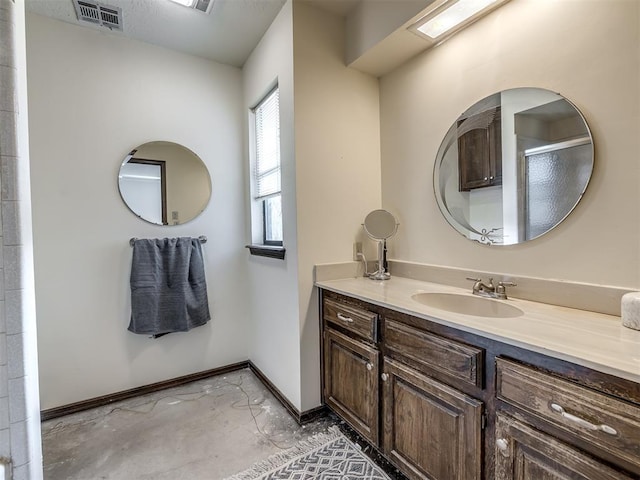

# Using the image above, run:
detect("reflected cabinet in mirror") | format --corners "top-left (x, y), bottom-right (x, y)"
top-left (118, 141), bottom-right (212, 225)
top-left (434, 88), bottom-right (593, 245)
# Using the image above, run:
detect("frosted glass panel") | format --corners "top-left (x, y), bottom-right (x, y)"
top-left (525, 143), bottom-right (592, 240)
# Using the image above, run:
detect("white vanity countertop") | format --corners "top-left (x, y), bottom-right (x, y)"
top-left (316, 276), bottom-right (640, 384)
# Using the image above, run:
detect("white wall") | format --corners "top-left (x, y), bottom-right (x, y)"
top-left (242, 1), bottom-right (381, 412)
top-left (243, 2), bottom-right (303, 409)
top-left (27, 14), bottom-right (249, 410)
top-left (292, 2), bottom-right (381, 410)
top-left (27, 0), bottom-right (380, 416)
top-left (380, 0), bottom-right (640, 288)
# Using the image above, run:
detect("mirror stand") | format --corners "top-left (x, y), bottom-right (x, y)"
top-left (362, 209), bottom-right (398, 281)
top-left (369, 239), bottom-right (390, 281)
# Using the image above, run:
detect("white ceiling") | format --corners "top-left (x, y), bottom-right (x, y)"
top-left (25, 0), bottom-right (295, 67)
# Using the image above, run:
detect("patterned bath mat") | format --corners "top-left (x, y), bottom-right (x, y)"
top-left (224, 427), bottom-right (391, 480)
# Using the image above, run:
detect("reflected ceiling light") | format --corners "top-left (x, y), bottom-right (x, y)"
top-left (167, 0), bottom-right (214, 14)
top-left (168, 0), bottom-right (196, 6)
top-left (410, 0), bottom-right (511, 43)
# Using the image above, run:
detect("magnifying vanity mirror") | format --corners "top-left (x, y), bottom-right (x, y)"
top-left (363, 209), bottom-right (399, 280)
top-left (433, 87), bottom-right (593, 245)
top-left (118, 141), bottom-right (212, 225)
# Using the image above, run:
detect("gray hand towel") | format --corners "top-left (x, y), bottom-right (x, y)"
top-left (128, 237), bottom-right (210, 337)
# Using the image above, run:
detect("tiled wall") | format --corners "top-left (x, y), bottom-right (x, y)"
top-left (0, 1), bottom-right (43, 479)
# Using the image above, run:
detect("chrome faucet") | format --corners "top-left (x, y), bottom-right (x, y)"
top-left (466, 277), bottom-right (517, 300)
top-left (467, 277), bottom-right (495, 297)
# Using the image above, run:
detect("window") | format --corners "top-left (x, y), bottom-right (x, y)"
top-left (248, 87), bottom-right (285, 259)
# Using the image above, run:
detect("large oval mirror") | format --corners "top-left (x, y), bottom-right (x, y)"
top-left (118, 141), bottom-right (212, 225)
top-left (434, 88), bottom-right (593, 245)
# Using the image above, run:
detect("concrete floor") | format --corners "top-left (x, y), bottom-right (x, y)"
top-left (41, 369), bottom-right (337, 480)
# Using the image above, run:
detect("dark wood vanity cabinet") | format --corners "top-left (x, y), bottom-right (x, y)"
top-left (319, 290), bottom-right (640, 480)
top-left (321, 291), bottom-right (485, 480)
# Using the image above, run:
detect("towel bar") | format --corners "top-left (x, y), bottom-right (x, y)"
top-left (129, 236), bottom-right (207, 247)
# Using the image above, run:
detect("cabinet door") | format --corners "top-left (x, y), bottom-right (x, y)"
top-left (495, 413), bottom-right (634, 480)
top-left (382, 358), bottom-right (482, 480)
top-left (457, 107), bottom-right (502, 191)
top-left (324, 328), bottom-right (379, 444)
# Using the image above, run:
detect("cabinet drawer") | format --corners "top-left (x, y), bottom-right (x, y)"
top-left (496, 358), bottom-right (640, 471)
top-left (384, 319), bottom-right (483, 388)
top-left (324, 298), bottom-right (377, 342)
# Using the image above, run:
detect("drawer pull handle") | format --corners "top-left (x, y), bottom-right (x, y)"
top-left (381, 373), bottom-right (389, 381)
top-left (366, 363), bottom-right (373, 371)
top-left (336, 313), bottom-right (354, 323)
top-left (496, 438), bottom-right (509, 457)
top-left (550, 403), bottom-right (618, 436)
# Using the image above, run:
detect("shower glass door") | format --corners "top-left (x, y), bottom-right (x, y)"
top-left (523, 138), bottom-right (592, 241)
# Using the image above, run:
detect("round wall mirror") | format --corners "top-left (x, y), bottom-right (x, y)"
top-left (433, 87), bottom-right (593, 245)
top-left (118, 141), bottom-right (212, 225)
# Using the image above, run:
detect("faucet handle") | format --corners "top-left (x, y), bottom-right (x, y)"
top-left (466, 277), bottom-right (482, 294)
top-left (496, 281), bottom-right (517, 299)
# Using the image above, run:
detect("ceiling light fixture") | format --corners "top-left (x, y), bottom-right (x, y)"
top-left (168, 0), bottom-right (196, 6)
top-left (410, 0), bottom-right (511, 44)
top-left (167, 0), bottom-right (214, 14)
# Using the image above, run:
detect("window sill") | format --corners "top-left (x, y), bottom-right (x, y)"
top-left (246, 244), bottom-right (286, 260)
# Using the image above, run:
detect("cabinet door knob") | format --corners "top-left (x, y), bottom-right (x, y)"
top-left (496, 438), bottom-right (509, 457)
top-left (484, 177), bottom-right (488, 181)
top-left (336, 313), bottom-right (354, 323)
top-left (366, 363), bottom-right (373, 371)
top-left (381, 373), bottom-right (389, 381)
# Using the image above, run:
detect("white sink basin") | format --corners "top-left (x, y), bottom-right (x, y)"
top-left (411, 292), bottom-right (524, 319)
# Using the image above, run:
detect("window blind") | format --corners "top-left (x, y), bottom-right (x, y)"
top-left (254, 88), bottom-right (280, 199)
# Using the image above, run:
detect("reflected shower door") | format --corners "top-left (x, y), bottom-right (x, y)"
top-left (524, 139), bottom-right (592, 241)
top-left (119, 160), bottom-right (167, 225)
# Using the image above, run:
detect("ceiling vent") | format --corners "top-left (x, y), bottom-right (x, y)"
top-left (72, 0), bottom-right (123, 31)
